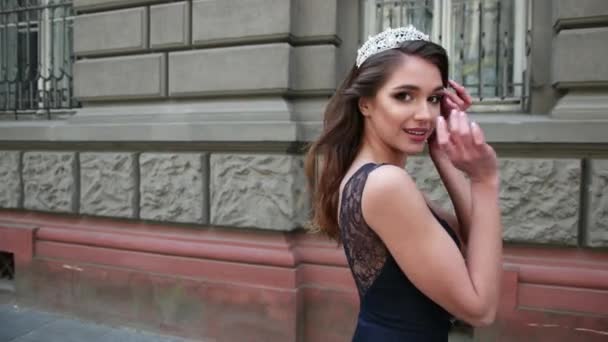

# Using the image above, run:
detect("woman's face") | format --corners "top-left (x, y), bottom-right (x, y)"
top-left (359, 54), bottom-right (444, 156)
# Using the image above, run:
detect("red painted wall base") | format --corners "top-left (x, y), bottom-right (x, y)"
top-left (1, 211), bottom-right (607, 341)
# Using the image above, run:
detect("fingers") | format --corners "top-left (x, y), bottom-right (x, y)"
top-left (448, 111), bottom-right (478, 157)
top-left (442, 95), bottom-right (459, 116)
top-left (436, 116), bottom-right (457, 158)
top-left (471, 121), bottom-right (485, 145)
top-left (449, 109), bottom-right (459, 134)
top-left (443, 91), bottom-right (465, 111)
top-left (439, 110), bottom-right (489, 160)
top-left (458, 111), bottom-right (471, 138)
top-left (436, 116), bottom-right (449, 145)
top-left (448, 80), bottom-right (473, 109)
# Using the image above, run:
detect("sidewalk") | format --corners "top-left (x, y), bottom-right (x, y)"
top-left (1, 287), bottom-right (472, 342)
top-left (0, 300), bottom-right (194, 342)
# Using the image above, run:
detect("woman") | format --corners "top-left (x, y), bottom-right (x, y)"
top-left (305, 26), bottom-right (502, 341)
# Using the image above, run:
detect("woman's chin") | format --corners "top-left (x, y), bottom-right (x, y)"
top-left (402, 143), bottom-right (426, 155)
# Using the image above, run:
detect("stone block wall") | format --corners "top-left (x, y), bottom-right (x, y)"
top-left (1, 149), bottom-right (606, 247)
top-left (551, 0), bottom-right (608, 118)
top-left (1, 1), bottom-right (608, 339)
top-left (73, 0), bottom-right (346, 102)
top-left (0, 150), bottom-right (308, 232)
top-left (406, 156), bottom-right (606, 247)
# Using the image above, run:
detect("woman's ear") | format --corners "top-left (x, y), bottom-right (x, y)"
top-left (358, 97), bottom-right (372, 117)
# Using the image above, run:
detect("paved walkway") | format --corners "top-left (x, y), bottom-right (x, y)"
top-left (0, 303), bottom-right (194, 342)
top-left (0, 288), bottom-right (471, 342)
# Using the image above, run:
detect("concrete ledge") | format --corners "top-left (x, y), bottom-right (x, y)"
top-left (552, 90), bottom-right (608, 119)
top-left (553, 27), bottom-right (608, 86)
top-left (74, 0), bottom-right (158, 12)
top-left (74, 54), bottom-right (167, 101)
top-left (168, 44), bottom-right (290, 97)
top-left (299, 114), bottom-right (608, 144)
top-left (74, 7), bottom-right (148, 56)
top-left (553, 0), bottom-right (608, 30)
top-left (4, 112), bottom-right (608, 143)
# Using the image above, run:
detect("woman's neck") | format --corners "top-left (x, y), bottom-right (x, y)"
top-left (357, 135), bottom-right (408, 167)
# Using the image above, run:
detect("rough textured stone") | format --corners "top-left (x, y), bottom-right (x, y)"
top-left (140, 153), bottom-right (207, 224)
top-left (169, 44), bottom-right (290, 96)
top-left (210, 154), bottom-right (309, 231)
top-left (74, 7), bottom-right (148, 56)
top-left (23, 152), bottom-right (78, 213)
top-left (80, 153), bottom-right (138, 218)
top-left (150, 2), bottom-right (190, 48)
top-left (0, 151), bottom-right (21, 208)
top-left (406, 157), bottom-right (581, 245)
top-left (587, 159), bottom-right (608, 247)
top-left (405, 156), bottom-right (452, 212)
top-left (192, 0), bottom-right (290, 45)
top-left (74, 54), bottom-right (166, 101)
top-left (499, 158), bottom-right (580, 245)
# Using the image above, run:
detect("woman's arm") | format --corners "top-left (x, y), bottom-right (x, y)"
top-left (428, 80), bottom-right (475, 245)
top-left (363, 111), bottom-right (502, 327)
top-left (429, 146), bottom-right (472, 247)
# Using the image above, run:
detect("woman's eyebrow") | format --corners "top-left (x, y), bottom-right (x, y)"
top-left (392, 85), bottom-right (445, 92)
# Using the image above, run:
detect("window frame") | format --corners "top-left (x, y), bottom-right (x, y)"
top-left (360, 0), bottom-right (531, 112)
top-left (0, 0), bottom-right (77, 120)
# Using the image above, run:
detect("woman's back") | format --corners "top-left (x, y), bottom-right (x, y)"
top-left (339, 163), bottom-right (461, 341)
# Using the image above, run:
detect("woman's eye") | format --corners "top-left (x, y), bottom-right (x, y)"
top-left (429, 95), bottom-right (443, 104)
top-left (394, 92), bottom-right (412, 101)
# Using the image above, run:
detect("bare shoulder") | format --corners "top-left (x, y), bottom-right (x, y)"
top-left (364, 164), bottom-right (418, 195)
top-left (364, 164), bottom-right (424, 198)
top-left (362, 165), bottom-right (429, 227)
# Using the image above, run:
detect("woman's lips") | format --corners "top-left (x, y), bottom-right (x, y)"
top-left (403, 128), bottom-right (429, 142)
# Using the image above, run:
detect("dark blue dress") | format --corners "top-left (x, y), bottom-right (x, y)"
top-left (339, 163), bottom-right (461, 341)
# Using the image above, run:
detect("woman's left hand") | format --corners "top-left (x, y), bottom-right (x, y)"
top-left (430, 80), bottom-right (473, 160)
top-left (441, 80), bottom-right (473, 116)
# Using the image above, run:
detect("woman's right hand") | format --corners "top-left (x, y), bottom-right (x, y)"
top-left (435, 110), bottom-right (498, 185)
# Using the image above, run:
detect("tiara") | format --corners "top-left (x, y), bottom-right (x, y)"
top-left (356, 25), bottom-right (431, 67)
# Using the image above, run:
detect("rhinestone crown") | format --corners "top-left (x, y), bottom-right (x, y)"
top-left (356, 25), bottom-right (430, 68)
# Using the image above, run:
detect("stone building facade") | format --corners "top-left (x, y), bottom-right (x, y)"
top-left (0, 0), bottom-right (607, 341)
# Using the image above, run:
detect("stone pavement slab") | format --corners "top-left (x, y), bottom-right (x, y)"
top-left (0, 304), bottom-right (193, 342)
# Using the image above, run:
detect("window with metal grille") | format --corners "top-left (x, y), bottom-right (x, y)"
top-left (0, 252), bottom-right (14, 281)
top-left (361, 0), bottom-right (530, 112)
top-left (0, 0), bottom-right (77, 120)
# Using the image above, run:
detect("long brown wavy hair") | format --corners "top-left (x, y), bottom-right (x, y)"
top-left (305, 40), bottom-right (449, 241)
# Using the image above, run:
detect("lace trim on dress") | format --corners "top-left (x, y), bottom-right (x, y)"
top-left (338, 163), bottom-right (388, 298)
